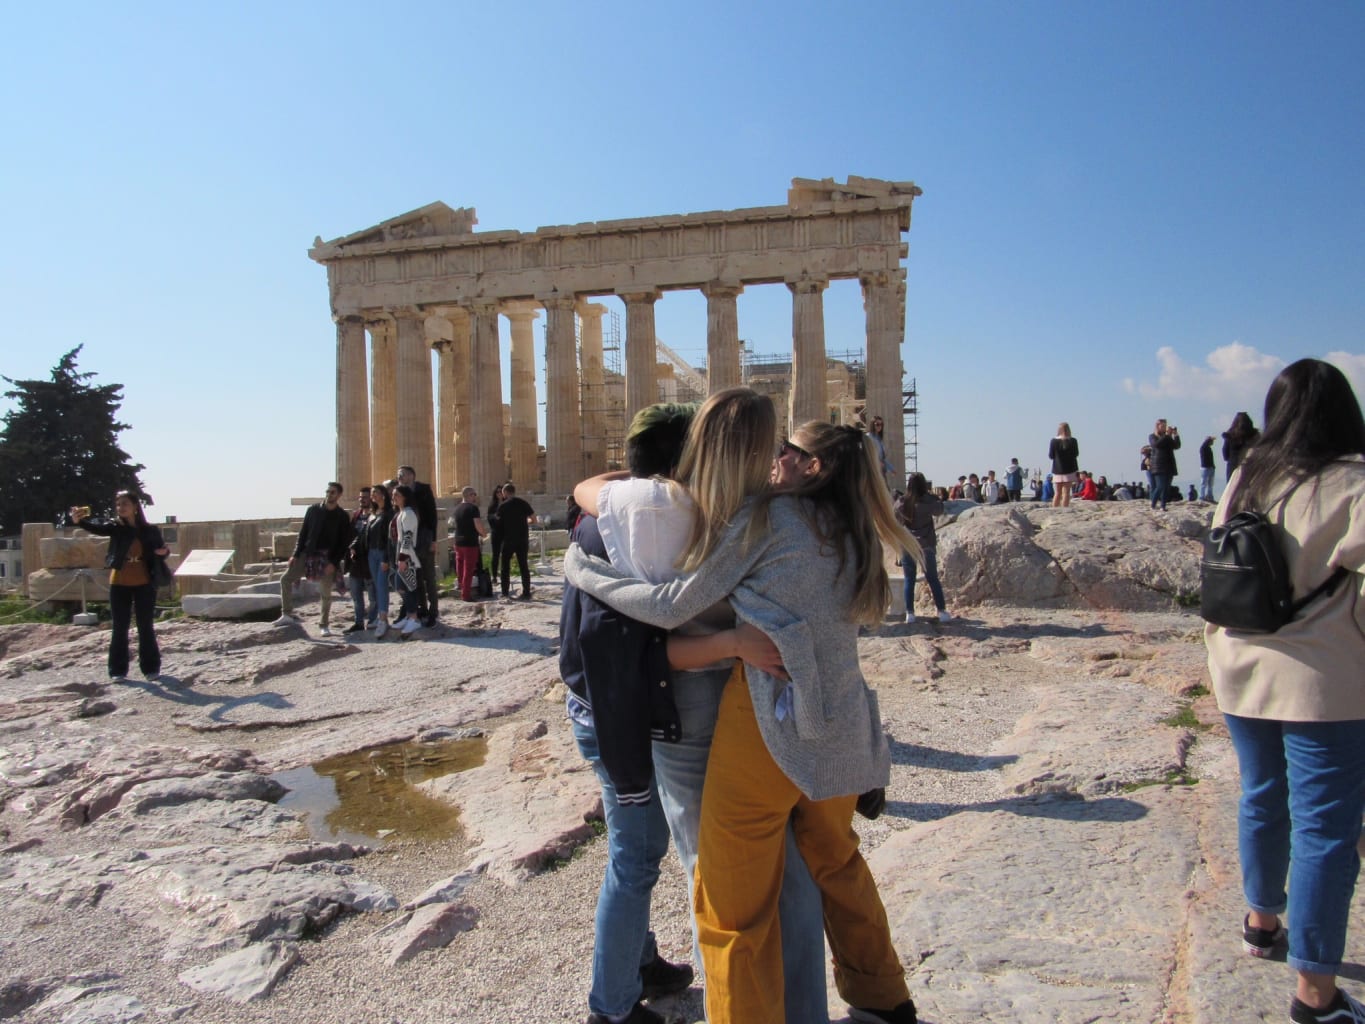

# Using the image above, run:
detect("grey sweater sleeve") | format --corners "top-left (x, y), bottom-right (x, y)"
top-left (562, 526), bottom-right (767, 629)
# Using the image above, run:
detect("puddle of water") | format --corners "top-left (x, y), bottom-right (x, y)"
top-left (272, 736), bottom-right (487, 846)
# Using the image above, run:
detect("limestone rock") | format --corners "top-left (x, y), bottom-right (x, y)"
top-left (177, 941), bottom-right (298, 1002)
top-left (39, 535), bottom-right (110, 569)
top-left (386, 901), bottom-right (478, 965)
top-left (930, 502), bottom-right (1208, 612)
top-left (58, 991), bottom-right (146, 1023)
top-left (181, 593), bottom-right (282, 619)
top-left (25, 568), bottom-right (111, 604)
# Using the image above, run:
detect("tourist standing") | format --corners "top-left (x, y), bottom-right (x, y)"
top-left (486, 483), bottom-right (506, 584)
top-left (450, 487), bottom-right (488, 601)
top-left (397, 466), bottom-right (439, 626)
top-left (1148, 419), bottom-right (1181, 511)
top-left (896, 471), bottom-right (951, 624)
top-left (1205, 359), bottom-right (1365, 1024)
top-left (1223, 411), bottom-right (1261, 482)
top-left (867, 413), bottom-right (894, 489)
top-left (1048, 422), bottom-right (1080, 506)
top-left (71, 492), bottom-right (169, 683)
top-left (274, 483), bottom-right (351, 635)
top-left (391, 485), bottom-right (423, 636)
top-left (1005, 458), bottom-right (1024, 502)
top-left (495, 483), bottom-right (536, 600)
top-left (342, 486), bottom-right (375, 634)
top-left (365, 484), bottom-right (395, 638)
top-left (1199, 436), bottom-right (1217, 502)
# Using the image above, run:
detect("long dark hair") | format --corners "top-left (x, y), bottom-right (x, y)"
top-left (115, 489), bottom-right (150, 529)
top-left (370, 483), bottom-right (391, 513)
top-left (1229, 359), bottom-right (1365, 514)
top-left (903, 471), bottom-right (930, 519)
top-left (1224, 410), bottom-right (1258, 443)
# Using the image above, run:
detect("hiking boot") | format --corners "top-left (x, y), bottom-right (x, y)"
top-left (584, 1003), bottom-right (665, 1024)
top-left (849, 999), bottom-right (918, 1024)
top-left (1243, 914), bottom-right (1287, 958)
top-left (1290, 989), bottom-right (1365, 1024)
top-left (638, 952), bottom-right (694, 1000)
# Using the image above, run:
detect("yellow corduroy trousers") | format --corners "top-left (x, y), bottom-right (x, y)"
top-left (694, 666), bottom-right (910, 1024)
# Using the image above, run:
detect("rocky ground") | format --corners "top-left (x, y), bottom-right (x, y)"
top-left (2, 502), bottom-right (1362, 1024)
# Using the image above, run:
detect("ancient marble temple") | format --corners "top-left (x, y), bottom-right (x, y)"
top-left (309, 176), bottom-right (920, 497)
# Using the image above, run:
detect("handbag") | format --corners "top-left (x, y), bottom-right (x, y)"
top-left (152, 556), bottom-right (174, 589)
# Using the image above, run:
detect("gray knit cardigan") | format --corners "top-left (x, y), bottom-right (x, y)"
top-left (563, 496), bottom-right (891, 800)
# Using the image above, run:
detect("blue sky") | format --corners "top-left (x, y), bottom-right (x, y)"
top-left (2, 1), bottom-right (1361, 520)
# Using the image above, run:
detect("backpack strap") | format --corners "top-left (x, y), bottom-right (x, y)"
top-left (1290, 565), bottom-right (1350, 616)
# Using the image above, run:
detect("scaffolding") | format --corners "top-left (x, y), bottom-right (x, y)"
top-left (577, 310), bottom-right (626, 470)
top-left (902, 375), bottom-right (919, 473)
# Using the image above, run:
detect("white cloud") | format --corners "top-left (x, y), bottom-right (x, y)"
top-left (1325, 351), bottom-right (1365, 400)
top-left (1131, 343), bottom-right (1285, 402)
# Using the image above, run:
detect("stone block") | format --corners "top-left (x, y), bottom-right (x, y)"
top-left (271, 533), bottom-right (295, 559)
top-left (232, 523), bottom-right (262, 571)
top-left (21, 523), bottom-right (55, 596)
top-left (38, 536), bottom-right (109, 569)
top-left (26, 568), bottom-right (110, 604)
top-left (182, 593), bottom-right (283, 619)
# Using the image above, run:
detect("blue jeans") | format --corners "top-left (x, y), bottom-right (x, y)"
top-left (654, 667), bottom-right (830, 1024)
top-left (367, 548), bottom-right (390, 621)
top-left (1223, 713), bottom-right (1365, 975)
top-left (1150, 473), bottom-right (1173, 509)
top-left (1199, 467), bottom-right (1215, 502)
top-left (572, 719), bottom-right (667, 1016)
top-left (902, 546), bottom-right (945, 615)
top-left (347, 572), bottom-right (376, 626)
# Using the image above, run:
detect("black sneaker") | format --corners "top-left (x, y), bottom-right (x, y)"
top-left (1290, 989), bottom-right (1365, 1024)
top-left (638, 952), bottom-right (694, 999)
top-left (342, 623), bottom-right (364, 634)
top-left (850, 999), bottom-right (918, 1024)
top-left (1243, 913), bottom-right (1287, 958)
top-left (584, 1002), bottom-right (664, 1024)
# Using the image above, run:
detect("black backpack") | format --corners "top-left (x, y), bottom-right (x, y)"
top-left (1200, 508), bottom-right (1347, 633)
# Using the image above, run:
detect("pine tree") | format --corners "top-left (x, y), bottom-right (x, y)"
top-left (0, 346), bottom-right (146, 534)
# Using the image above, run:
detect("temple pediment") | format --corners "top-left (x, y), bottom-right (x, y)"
top-left (312, 202), bottom-right (478, 256)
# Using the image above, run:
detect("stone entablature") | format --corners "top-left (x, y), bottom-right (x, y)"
top-left (311, 177), bottom-right (920, 496)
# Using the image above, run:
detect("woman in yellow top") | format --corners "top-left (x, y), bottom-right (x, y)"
top-left (72, 491), bottom-right (170, 683)
top-left (1205, 359), bottom-right (1365, 1024)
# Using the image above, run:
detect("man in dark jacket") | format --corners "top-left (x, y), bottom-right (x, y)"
top-left (397, 466), bottom-right (439, 626)
top-left (275, 482), bottom-right (352, 635)
top-left (1148, 420), bottom-right (1182, 511)
top-left (1199, 435), bottom-right (1216, 502)
top-left (495, 483), bottom-right (536, 600)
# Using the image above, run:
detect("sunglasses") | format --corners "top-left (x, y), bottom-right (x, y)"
top-left (777, 438), bottom-right (813, 460)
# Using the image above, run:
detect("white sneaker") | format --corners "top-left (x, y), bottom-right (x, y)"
top-left (271, 614), bottom-right (295, 627)
top-left (375, 621), bottom-right (388, 639)
top-left (904, 613), bottom-right (916, 624)
top-left (319, 625), bottom-right (333, 637)
top-left (938, 610), bottom-right (953, 623)
top-left (401, 618), bottom-right (421, 635)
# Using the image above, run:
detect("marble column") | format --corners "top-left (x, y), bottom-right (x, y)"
top-left (335, 315), bottom-right (370, 494)
top-left (367, 317), bottom-right (398, 483)
top-left (467, 300), bottom-right (507, 491)
top-left (619, 289), bottom-right (660, 422)
top-left (394, 311), bottom-right (435, 481)
top-left (542, 295), bottom-right (583, 496)
top-left (862, 269), bottom-right (907, 485)
top-left (576, 301), bottom-right (608, 475)
top-left (434, 307), bottom-right (473, 491)
top-left (502, 301), bottom-right (541, 488)
top-left (788, 277), bottom-right (829, 431)
top-left (701, 282), bottom-right (743, 392)
top-left (431, 338), bottom-right (456, 497)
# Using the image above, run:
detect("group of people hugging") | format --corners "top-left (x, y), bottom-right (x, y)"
top-left (560, 387), bottom-right (919, 1024)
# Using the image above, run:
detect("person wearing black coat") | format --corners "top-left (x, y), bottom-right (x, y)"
top-left (397, 466), bottom-right (439, 626)
top-left (71, 491), bottom-right (169, 682)
top-left (486, 484), bottom-right (506, 581)
top-left (1148, 419), bottom-right (1182, 511)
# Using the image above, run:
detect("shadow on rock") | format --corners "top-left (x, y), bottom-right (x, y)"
top-left (885, 791), bottom-right (1148, 825)
top-left (112, 677), bottom-right (294, 723)
top-left (889, 739), bottom-right (1018, 773)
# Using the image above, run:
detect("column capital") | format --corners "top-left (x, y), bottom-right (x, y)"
top-left (537, 294), bottom-right (577, 312)
top-left (466, 298), bottom-right (501, 317)
top-left (388, 306), bottom-right (425, 321)
top-left (365, 313), bottom-right (395, 331)
top-left (502, 299), bottom-right (543, 321)
top-left (786, 276), bottom-right (828, 295)
top-left (333, 313), bottom-right (366, 326)
top-left (858, 268), bottom-right (906, 290)
top-left (617, 287), bottom-right (662, 305)
top-left (700, 281), bottom-right (744, 300)
top-left (576, 299), bottom-right (608, 318)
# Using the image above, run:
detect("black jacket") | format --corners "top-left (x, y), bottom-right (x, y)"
top-left (559, 514), bottom-right (679, 805)
top-left (1048, 436), bottom-right (1079, 475)
top-left (412, 482), bottom-right (438, 542)
top-left (292, 503), bottom-right (352, 563)
top-left (76, 518), bottom-right (166, 574)
top-left (1148, 432), bottom-right (1181, 476)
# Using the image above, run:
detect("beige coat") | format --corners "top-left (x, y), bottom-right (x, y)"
top-left (1205, 455), bottom-right (1365, 721)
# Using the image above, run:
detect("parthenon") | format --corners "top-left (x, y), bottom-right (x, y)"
top-left (309, 175), bottom-right (920, 496)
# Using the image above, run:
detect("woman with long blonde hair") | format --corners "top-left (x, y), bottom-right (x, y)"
top-left (566, 388), bottom-right (920, 1024)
